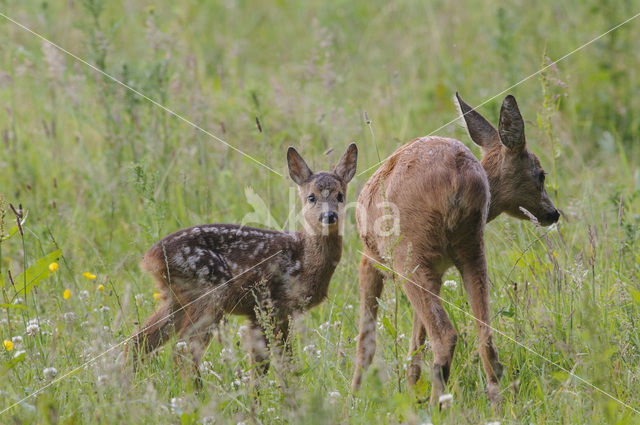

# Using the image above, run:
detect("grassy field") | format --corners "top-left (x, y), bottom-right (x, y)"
top-left (1, 0), bottom-right (640, 423)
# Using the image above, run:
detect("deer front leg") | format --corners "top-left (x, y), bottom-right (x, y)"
top-left (402, 269), bottom-right (457, 407)
top-left (351, 254), bottom-right (385, 391)
top-left (406, 311), bottom-right (427, 387)
top-left (455, 240), bottom-right (503, 402)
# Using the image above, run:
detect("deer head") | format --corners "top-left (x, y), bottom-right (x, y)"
top-left (456, 93), bottom-right (560, 226)
top-left (287, 143), bottom-right (358, 236)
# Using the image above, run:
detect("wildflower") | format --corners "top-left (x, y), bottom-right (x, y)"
top-left (63, 289), bottom-right (71, 300)
top-left (134, 294), bottom-right (145, 304)
top-left (97, 284), bottom-right (105, 292)
top-left (13, 350), bottom-right (26, 359)
top-left (3, 339), bottom-right (13, 351)
top-left (11, 336), bottom-right (23, 349)
top-left (327, 390), bottom-right (341, 404)
top-left (170, 397), bottom-right (183, 415)
top-left (303, 344), bottom-right (316, 355)
top-left (48, 262), bottom-right (59, 272)
top-left (63, 312), bottom-right (76, 323)
top-left (97, 375), bottom-right (108, 385)
top-left (438, 393), bottom-right (453, 408)
top-left (26, 323), bottom-right (40, 336)
top-left (237, 325), bottom-right (249, 338)
top-left (79, 290), bottom-right (89, 299)
top-left (443, 280), bottom-right (458, 291)
top-left (486, 422), bottom-right (501, 425)
top-left (175, 341), bottom-right (188, 355)
top-left (152, 292), bottom-right (161, 300)
top-left (43, 367), bottom-right (58, 379)
top-left (83, 272), bottom-right (97, 280)
top-left (266, 407), bottom-right (276, 414)
top-left (13, 297), bottom-right (23, 305)
top-left (202, 417), bottom-right (215, 425)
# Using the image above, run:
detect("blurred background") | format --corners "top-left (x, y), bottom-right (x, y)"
top-left (1, 1), bottom-right (639, 424)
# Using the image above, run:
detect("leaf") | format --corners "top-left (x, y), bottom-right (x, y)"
top-left (13, 249), bottom-right (63, 297)
top-left (373, 264), bottom-right (392, 273)
top-left (0, 303), bottom-right (26, 310)
top-left (1, 351), bottom-right (26, 377)
top-left (628, 287), bottom-right (640, 306)
top-left (382, 316), bottom-right (396, 338)
top-left (1, 212), bottom-right (28, 241)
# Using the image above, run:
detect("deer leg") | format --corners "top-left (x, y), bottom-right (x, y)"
top-left (247, 321), bottom-right (271, 375)
top-left (351, 254), bottom-right (385, 391)
top-left (179, 310), bottom-right (221, 390)
top-left (406, 311), bottom-right (427, 387)
top-left (454, 238), bottom-right (503, 402)
top-left (129, 300), bottom-right (182, 367)
top-left (402, 269), bottom-right (457, 406)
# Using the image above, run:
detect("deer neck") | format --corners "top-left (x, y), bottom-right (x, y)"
top-left (299, 230), bottom-right (343, 274)
top-left (481, 149), bottom-right (506, 223)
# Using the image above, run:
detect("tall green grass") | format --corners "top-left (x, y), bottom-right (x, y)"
top-left (1, 0), bottom-right (639, 423)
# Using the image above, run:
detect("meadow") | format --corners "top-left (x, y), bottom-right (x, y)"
top-left (1, 0), bottom-right (640, 423)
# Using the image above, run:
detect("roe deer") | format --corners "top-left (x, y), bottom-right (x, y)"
top-left (128, 143), bottom-right (358, 380)
top-left (351, 94), bottom-right (559, 404)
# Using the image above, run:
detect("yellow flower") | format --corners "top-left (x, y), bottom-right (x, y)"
top-left (153, 292), bottom-right (162, 301)
top-left (83, 272), bottom-right (97, 280)
top-left (63, 289), bottom-right (71, 300)
top-left (2, 339), bottom-right (13, 351)
top-left (97, 284), bottom-right (105, 292)
top-left (48, 262), bottom-right (59, 272)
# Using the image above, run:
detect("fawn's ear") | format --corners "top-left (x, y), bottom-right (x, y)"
top-left (498, 95), bottom-right (526, 152)
top-left (287, 147), bottom-right (313, 185)
top-left (455, 92), bottom-right (500, 150)
top-left (334, 143), bottom-right (358, 183)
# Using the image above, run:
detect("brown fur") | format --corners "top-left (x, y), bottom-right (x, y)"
top-left (127, 144), bottom-right (358, 381)
top-left (351, 94), bottom-right (559, 405)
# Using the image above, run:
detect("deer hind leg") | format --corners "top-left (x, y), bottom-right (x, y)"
top-left (406, 311), bottom-right (427, 387)
top-left (454, 236), bottom-right (503, 402)
top-left (402, 269), bottom-right (457, 406)
top-left (351, 254), bottom-right (385, 391)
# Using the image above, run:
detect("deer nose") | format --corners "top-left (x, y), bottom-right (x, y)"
top-left (547, 209), bottom-right (560, 223)
top-left (319, 212), bottom-right (338, 225)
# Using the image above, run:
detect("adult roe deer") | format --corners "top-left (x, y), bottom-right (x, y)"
top-left (351, 94), bottom-right (559, 404)
top-left (128, 143), bottom-right (358, 380)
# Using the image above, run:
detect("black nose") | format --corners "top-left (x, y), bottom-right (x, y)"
top-left (547, 209), bottom-right (560, 223)
top-left (319, 212), bottom-right (338, 225)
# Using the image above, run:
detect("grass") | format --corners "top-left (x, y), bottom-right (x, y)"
top-left (1, 0), bottom-right (640, 423)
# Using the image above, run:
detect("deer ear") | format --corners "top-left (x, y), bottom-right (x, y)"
top-left (455, 92), bottom-right (499, 150)
top-left (287, 147), bottom-right (313, 185)
top-left (498, 95), bottom-right (526, 151)
top-left (334, 143), bottom-right (358, 183)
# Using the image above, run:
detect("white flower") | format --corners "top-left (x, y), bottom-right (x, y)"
top-left (99, 306), bottom-right (110, 312)
top-left (319, 321), bottom-right (330, 331)
top-left (79, 290), bottom-right (90, 299)
top-left (232, 379), bottom-right (241, 388)
top-left (438, 393), bottom-right (453, 408)
top-left (11, 336), bottom-right (23, 349)
top-left (266, 407), bottom-right (276, 414)
top-left (134, 294), bottom-right (146, 304)
top-left (303, 344), bottom-right (316, 355)
top-left (443, 280), bottom-right (458, 291)
top-left (237, 325), bottom-right (249, 338)
top-left (201, 417), bottom-right (215, 425)
top-left (13, 297), bottom-right (23, 305)
top-left (26, 323), bottom-right (40, 336)
top-left (327, 390), bottom-right (341, 404)
top-left (486, 422), bottom-right (501, 425)
top-left (63, 312), bottom-right (76, 322)
top-left (97, 375), bottom-right (108, 385)
top-left (43, 367), bottom-right (58, 380)
top-left (346, 304), bottom-right (353, 310)
top-left (13, 350), bottom-right (26, 359)
top-left (237, 422), bottom-right (246, 425)
top-left (170, 397), bottom-right (183, 415)
top-left (175, 341), bottom-right (189, 355)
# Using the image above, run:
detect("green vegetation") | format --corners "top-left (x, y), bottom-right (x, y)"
top-left (1, 0), bottom-right (639, 423)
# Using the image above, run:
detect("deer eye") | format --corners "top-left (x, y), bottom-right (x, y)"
top-left (337, 193), bottom-right (344, 203)
top-left (307, 194), bottom-right (316, 204)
